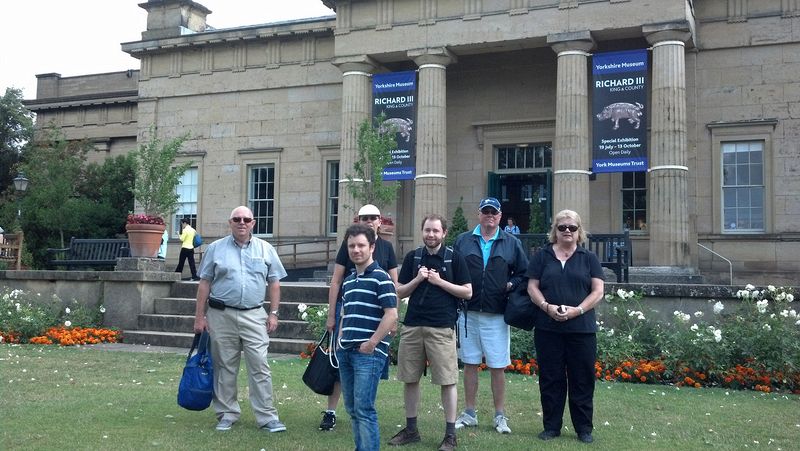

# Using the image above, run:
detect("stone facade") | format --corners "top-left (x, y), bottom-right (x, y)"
top-left (25, 0), bottom-right (800, 284)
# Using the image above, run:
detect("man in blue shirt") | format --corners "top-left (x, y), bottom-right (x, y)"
top-left (337, 223), bottom-right (398, 451)
top-left (192, 206), bottom-right (287, 433)
top-left (453, 197), bottom-right (529, 434)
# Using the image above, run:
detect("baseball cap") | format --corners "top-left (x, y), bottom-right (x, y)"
top-left (478, 197), bottom-right (501, 211)
top-left (358, 204), bottom-right (381, 216)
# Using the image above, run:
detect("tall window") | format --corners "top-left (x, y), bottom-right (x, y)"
top-left (722, 141), bottom-right (764, 232)
top-left (249, 165), bottom-right (275, 236)
top-left (173, 168), bottom-right (198, 236)
top-left (621, 171), bottom-right (647, 232)
top-left (327, 161), bottom-right (339, 236)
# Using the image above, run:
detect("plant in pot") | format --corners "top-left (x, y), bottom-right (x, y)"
top-left (126, 127), bottom-right (192, 257)
top-left (344, 113), bottom-right (400, 237)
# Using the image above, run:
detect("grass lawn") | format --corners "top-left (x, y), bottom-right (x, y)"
top-left (1, 344), bottom-right (799, 450)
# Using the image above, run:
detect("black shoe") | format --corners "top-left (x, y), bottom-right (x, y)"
top-left (537, 430), bottom-right (561, 441)
top-left (319, 411), bottom-right (336, 431)
top-left (578, 432), bottom-right (594, 443)
top-left (438, 433), bottom-right (457, 451)
top-left (191, 277), bottom-right (201, 281)
top-left (387, 427), bottom-right (421, 446)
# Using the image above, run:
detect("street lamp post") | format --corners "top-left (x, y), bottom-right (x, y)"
top-left (13, 172), bottom-right (29, 224)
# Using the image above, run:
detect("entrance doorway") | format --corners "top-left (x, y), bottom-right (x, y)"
top-left (489, 171), bottom-right (552, 234)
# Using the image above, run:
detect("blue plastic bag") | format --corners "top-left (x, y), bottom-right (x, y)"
top-left (177, 331), bottom-right (214, 410)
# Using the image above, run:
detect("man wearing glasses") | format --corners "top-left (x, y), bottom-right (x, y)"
top-left (193, 206), bottom-right (288, 433)
top-left (452, 197), bottom-right (529, 434)
top-left (320, 204), bottom-right (399, 431)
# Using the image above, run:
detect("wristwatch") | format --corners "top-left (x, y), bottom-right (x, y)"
top-left (577, 306), bottom-right (585, 315)
top-left (269, 310), bottom-right (279, 317)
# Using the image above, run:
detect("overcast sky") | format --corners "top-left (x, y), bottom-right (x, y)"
top-left (1, 0), bottom-right (334, 100)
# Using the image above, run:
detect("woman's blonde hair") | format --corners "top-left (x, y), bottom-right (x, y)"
top-left (548, 209), bottom-right (588, 245)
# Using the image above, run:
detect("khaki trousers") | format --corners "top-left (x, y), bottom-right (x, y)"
top-left (206, 306), bottom-right (279, 426)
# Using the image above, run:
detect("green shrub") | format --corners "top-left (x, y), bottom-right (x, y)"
top-left (0, 288), bottom-right (106, 342)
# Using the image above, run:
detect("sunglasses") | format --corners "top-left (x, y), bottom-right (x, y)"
top-left (359, 215), bottom-right (380, 221)
top-left (557, 224), bottom-right (579, 232)
top-left (230, 217), bottom-right (254, 224)
top-left (480, 208), bottom-right (499, 215)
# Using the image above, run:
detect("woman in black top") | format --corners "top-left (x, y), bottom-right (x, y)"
top-left (526, 209), bottom-right (604, 444)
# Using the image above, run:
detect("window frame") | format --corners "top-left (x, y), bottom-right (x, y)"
top-left (172, 167), bottom-right (199, 238)
top-left (247, 163), bottom-right (277, 237)
top-left (708, 121), bottom-right (775, 235)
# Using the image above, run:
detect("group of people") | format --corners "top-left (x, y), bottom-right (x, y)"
top-left (191, 199), bottom-right (604, 450)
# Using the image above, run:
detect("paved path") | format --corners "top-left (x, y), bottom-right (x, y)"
top-left (78, 342), bottom-right (298, 360)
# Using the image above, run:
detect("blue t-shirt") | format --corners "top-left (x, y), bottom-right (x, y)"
top-left (339, 261), bottom-right (397, 357)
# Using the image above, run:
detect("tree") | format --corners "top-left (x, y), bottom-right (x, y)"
top-left (528, 199), bottom-right (548, 233)
top-left (15, 129), bottom-right (135, 268)
top-left (445, 197), bottom-right (469, 246)
top-left (344, 114), bottom-right (400, 211)
top-left (0, 88), bottom-right (34, 195)
top-left (130, 126), bottom-right (192, 221)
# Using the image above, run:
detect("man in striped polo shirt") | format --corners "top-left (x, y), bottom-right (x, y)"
top-left (336, 223), bottom-right (398, 451)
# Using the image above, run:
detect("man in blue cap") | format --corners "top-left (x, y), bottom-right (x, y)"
top-left (452, 197), bottom-right (528, 434)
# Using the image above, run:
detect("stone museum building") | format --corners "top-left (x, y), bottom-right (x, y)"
top-left (24, 0), bottom-right (800, 284)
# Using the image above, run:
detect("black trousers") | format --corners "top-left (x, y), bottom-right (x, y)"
top-left (175, 247), bottom-right (197, 278)
top-left (534, 328), bottom-right (596, 434)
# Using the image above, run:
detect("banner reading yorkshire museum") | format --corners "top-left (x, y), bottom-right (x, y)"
top-left (372, 70), bottom-right (417, 181)
top-left (591, 49), bottom-right (648, 173)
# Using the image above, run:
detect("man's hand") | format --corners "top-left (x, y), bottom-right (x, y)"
top-left (359, 340), bottom-right (376, 354)
top-left (267, 314), bottom-right (278, 333)
top-left (426, 268), bottom-right (443, 286)
top-left (193, 316), bottom-right (207, 334)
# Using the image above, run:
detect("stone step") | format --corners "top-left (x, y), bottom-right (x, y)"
top-left (122, 330), bottom-right (311, 354)
top-left (153, 298), bottom-right (327, 318)
top-left (627, 266), bottom-right (706, 284)
top-left (169, 281), bottom-right (330, 300)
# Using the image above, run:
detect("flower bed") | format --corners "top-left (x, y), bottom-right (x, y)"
top-left (500, 284), bottom-right (799, 393)
top-left (0, 288), bottom-right (119, 346)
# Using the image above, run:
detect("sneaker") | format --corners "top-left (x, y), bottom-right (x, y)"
top-left (191, 277), bottom-right (201, 281)
top-left (578, 432), bottom-right (594, 443)
top-left (261, 419), bottom-right (287, 433)
top-left (537, 430), bottom-right (561, 441)
top-left (319, 411), bottom-right (336, 431)
top-left (387, 427), bottom-right (421, 446)
top-left (437, 433), bottom-right (457, 451)
top-left (215, 418), bottom-right (234, 431)
top-left (454, 412), bottom-right (478, 429)
top-left (493, 415), bottom-right (511, 434)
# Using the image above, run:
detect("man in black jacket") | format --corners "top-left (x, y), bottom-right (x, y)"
top-left (452, 197), bottom-right (528, 434)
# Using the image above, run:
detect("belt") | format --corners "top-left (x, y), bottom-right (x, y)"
top-left (208, 297), bottom-right (263, 311)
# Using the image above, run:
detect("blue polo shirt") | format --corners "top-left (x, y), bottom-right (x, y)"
top-left (339, 261), bottom-right (397, 357)
top-left (198, 234), bottom-right (287, 309)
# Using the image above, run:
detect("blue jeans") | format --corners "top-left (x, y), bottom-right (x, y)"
top-left (336, 348), bottom-right (385, 451)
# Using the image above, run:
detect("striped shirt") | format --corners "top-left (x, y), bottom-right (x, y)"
top-left (339, 261), bottom-right (397, 357)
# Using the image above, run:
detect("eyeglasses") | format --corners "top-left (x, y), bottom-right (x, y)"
top-left (557, 224), bottom-right (579, 232)
top-left (480, 208), bottom-right (500, 215)
top-left (230, 217), bottom-right (254, 224)
top-left (359, 215), bottom-right (380, 221)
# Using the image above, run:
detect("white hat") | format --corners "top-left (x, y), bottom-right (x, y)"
top-left (358, 204), bottom-right (381, 216)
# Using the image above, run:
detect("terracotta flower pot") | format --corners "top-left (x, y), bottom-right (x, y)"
top-left (126, 223), bottom-right (167, 258)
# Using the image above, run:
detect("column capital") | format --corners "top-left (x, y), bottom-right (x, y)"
top-left (547, 31), bottom-right (595, 54)
top-left (332, 55), bottom-right (378, 74)
top-left (643, 21), bottom-right (694, 47)
top-left (408, 47), bottom-right (456, 67)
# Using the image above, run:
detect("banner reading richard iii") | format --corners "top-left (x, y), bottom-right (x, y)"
top-left (592, 49), bottom-right (648, 173)
top-left (372, 70), bottom-right (417, 181)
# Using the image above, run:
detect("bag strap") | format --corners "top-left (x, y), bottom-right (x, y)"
top-left (186, 332), bottom-right (201, 363)
top-left (315, 330), bottom-right (339, 369)
top-left (197, 330), bottom-right (210, 354)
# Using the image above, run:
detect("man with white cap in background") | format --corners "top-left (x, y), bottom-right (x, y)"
top-left (319, 204), bottom-right (399, 431)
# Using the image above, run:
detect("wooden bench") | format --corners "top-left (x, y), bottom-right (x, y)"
top-left (46, 238), bottom-right (130, 270)
top-left (517, 231), bottom-right (631, 283)
top-left (0, 232), bottom-right (24, 270)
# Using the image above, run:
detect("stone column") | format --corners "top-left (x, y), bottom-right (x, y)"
top-left (408, 48), bottom-right (455, 228)
top-left (333, 56), bottom-right (376, 241)
top-left (548, 32), bottom-right (594, 230)
top-left (644, 25), bottom-right (692, 266)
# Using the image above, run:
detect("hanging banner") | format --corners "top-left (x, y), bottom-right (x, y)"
top-left (591, 50), bottom-right (648, 173)
top-left (372, 70), bottom-right (417, 181)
